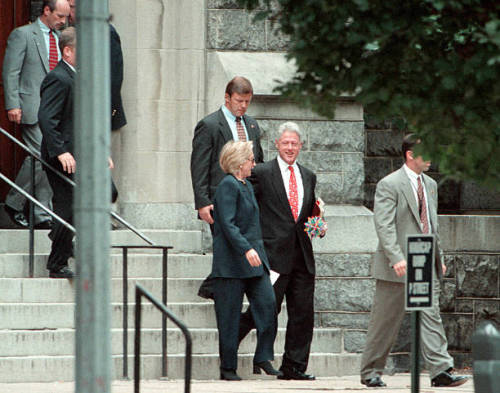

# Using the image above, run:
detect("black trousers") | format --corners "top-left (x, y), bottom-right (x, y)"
top-left (213, 274), bottom-right (277, 371)
top-left (45, 165), bottom-right (73, 272)
top-left (239, 244), bottom-right (315, 372)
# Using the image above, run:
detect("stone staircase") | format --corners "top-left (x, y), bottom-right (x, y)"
top-left (0, 227), bottom-right (357, 383)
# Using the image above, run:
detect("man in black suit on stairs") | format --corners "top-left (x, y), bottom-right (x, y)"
top-left (239, 121), bottom-right (326, 380)
top-left (39, 27), bottom-right (78, 279)
top-left (190, 76), bottom-right (264, 226)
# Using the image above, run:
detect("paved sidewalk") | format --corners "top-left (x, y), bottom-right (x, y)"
top-left (0, 373), bottom-right (474, 393)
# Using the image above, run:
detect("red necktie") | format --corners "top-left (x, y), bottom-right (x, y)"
top-left (49, 31), bottom-right (58, 70)
top-left (288, 166), bottom-right (299, 221)
top-left (235, 117), bottom-right (247, 141)
top-left (417, 176), bottom-right (429, 233)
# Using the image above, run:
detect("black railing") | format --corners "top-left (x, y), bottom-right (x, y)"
top-left (135, 283), bottom-right (192, 393)
top-left (1, 125), bottom-right (155, 277)
top-left (112, 245), bottom-right (172, 379)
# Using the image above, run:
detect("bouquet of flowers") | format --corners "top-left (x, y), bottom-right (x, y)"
top-left (304, 198), bottom-right (327, 239)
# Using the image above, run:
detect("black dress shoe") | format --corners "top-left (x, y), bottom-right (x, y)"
top-left (34, 220), bottom-right (53, 229)
top-left (278, 367), bottom-right (315, 380)
top-left (253, 361), bottom-right (283, 376)
top-left (220, 368), bottom-right (242, 381)
top-left (49, 266), bottom-right (75, 279)
top-left (4, 205), bottom-right (29, 227)
top-left (431, 371), bottom-right (468, 387)
top-left (361, 375), bottom-right (387, 387)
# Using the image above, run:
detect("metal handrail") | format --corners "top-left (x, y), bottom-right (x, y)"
top-left (135, 283), bottom-right (192, 393)
top-left (0, 126), bottom-right (154, 246)
top-left (112, 245), bottom-right (173, 379)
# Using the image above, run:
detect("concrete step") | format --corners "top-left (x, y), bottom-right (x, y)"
top-left (0, 229), bottom-right (203, 254)
top-left (0, 277), bottom-right (206, 303)
top-left (0, 327), bottom-right (341, 357)
top-left (0, 352), bottom-right (361, 382)
top-left (0, 302), bottom-right (289, 330)
top-left (0, 253), bottom-right (212, 278)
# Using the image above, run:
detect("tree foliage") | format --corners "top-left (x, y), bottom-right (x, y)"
top-left (237, 0), bottom-right (500, 189)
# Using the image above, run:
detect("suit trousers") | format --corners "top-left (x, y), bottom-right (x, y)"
top-left (239, 244), bottom-right (315, 373)
top-left (213, 274), bottom-right (277, 370)
top-left (5, 123), bottom-right (53, 224)
top-left (360, 277), bottom-right (453, 380)
top-left (45, 165), bottom-right (73, 272)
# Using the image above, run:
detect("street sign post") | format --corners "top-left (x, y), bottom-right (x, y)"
top-left (406, 234), bottom-right (435, 393)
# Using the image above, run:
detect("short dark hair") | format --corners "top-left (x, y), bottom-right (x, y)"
top-left (58, 26), bottom-right (76, 53)
top-left (225, 76), bottom-right (253, 97)
top-left (41, 0), bottom-right (58, 14)
top-left (402, 133), bottom-right (419, 161)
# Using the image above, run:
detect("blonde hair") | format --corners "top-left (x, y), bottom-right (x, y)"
top-left (219, 140), bottom-right (254, 175)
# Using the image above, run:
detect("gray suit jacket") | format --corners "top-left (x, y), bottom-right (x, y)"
top-left (372, 166), bottom-right (443, 283)
top-left (2, 19), bottom-right (55, 125)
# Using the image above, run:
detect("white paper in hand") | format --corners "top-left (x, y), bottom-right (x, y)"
top-left (270, 270), bottom-right (280, 285)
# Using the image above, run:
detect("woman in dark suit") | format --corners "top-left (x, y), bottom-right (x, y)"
top-left (212, 141), bottom-right (279, 381)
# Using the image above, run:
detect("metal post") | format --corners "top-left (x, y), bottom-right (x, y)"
top-left (134, 287), bottom-right (142, 393)
top-left (123, 247), bottom-right (129, 378)
top-left (411, 311), bottom-right (420, 393)
top-left (162, 248), bottom-right (168, 378)
top-left (74, 0), bottom-right (112, 392)
top-left (29, 156), bottom-right (35, 277)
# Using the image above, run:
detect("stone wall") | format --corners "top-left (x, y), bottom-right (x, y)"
top-left (364, 115), bottom-right (500, 213)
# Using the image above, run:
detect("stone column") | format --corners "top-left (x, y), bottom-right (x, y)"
top-left (109, 0), bottom-right (206, 229)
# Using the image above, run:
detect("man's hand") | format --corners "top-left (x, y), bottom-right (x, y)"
top-left (393, 259), bottom-right (407, 277)
top-left (442, 263), bottom-right (447, 275)
top-left (58, 152), bottom-right (76, 174)
top-left (245, 248), bottom-right (262, 267)
top-left (108, 157), bottom-right (114, 169)
top-left (320, 221), bottom-right (328, 238)
top-left (7, 108), bottom-right (22, 124)
top-left (198, 205), bottom-right (214, 224)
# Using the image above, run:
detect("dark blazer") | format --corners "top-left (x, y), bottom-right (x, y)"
top-left (39, 61), bottom-right (74, 163)
top-left (250, 159), bottom-right (317, 275)
top-left (110, 24), bottom-right (127, 130)
top-left (211, 175), bottom-right (270, 278)
top-left (190, 108), bottom-right (264, 210)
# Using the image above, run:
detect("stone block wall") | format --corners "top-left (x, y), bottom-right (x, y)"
top-left (257, 112), bottom-right (365, 205)
top-left (364, 115), bottom-right (500, 213)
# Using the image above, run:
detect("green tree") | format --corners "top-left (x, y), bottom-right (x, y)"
top-left (237, 0), bottom-right (500, 189)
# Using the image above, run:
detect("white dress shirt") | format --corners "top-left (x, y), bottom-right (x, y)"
top-left (38, 18), bottom-right (61, 63)
top-left (403, 164), bottom-right (432, 233)
top-left (277, 155), bottom-right (304, 217)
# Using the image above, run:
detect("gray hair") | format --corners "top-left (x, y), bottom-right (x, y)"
top-left (277, 121), bottom-right (302, 141)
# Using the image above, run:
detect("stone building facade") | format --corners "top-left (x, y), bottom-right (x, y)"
top-left (26, 0), bottom-right (499, 374)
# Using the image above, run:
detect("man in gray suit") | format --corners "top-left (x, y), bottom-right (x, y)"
top-left (360, 134), bottom-right (468, 388)
top-left (2, 0), bottom-right (70, 228)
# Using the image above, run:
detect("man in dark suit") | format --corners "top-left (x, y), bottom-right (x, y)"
top-left (239, 122), bottom-right (325, 380)
top-left (190, 76), bottom-right (264, 225)
top-left (38, 26), bottom-right (77, 279)
top-left (359, 134), bottom-right (468, 388)
top-left (68, 0), bottom-right (127, 130)
top-left (2, 0), bottom-right (70, 228)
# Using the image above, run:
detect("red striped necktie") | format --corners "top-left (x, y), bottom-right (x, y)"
top-left (49, 31), bottom-right (58, 70)
top-left (288, 166), bottom-right (299, 221)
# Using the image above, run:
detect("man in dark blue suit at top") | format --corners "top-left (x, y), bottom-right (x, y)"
top-left (211, 141), bottom-right (279, 381)
top-left (239, 122), bottom-right (326, 380)
top-left (190, 76), bottom-right (263, 226)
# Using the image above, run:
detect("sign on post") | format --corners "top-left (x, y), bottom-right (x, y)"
top-left (406, 235), bottom-right (435, 311)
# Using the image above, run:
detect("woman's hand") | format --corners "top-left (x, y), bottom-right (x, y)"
top-left (245, 248), bottom-right (262, 267)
